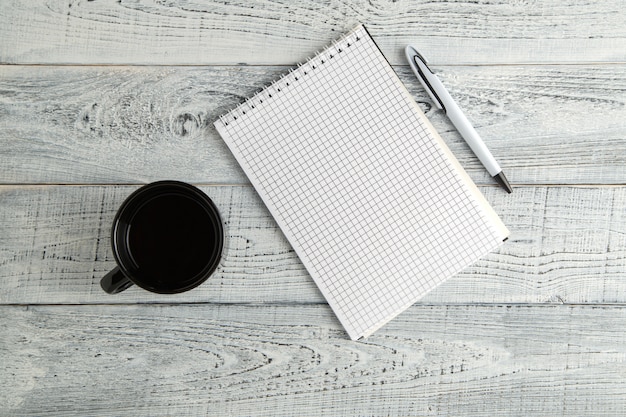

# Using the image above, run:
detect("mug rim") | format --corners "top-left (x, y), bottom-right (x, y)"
top-left (110, 180), bottom-right (224, 294)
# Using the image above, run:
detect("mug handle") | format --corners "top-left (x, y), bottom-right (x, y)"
top-left (100, 266), bottom-right (134, 294)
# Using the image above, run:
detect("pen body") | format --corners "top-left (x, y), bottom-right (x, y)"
top-left (405, 46), bottom-right (503, 177)
top-left (442, 98), bottom-right (502, 176)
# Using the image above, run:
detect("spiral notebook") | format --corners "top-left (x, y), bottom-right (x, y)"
top-left (214, 25), bottom-right (509, 340)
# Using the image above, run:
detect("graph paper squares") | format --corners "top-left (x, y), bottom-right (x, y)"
top-left (215, 26), bottom-right (507, 340)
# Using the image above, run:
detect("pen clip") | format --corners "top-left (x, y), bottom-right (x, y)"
top-left (405, 46), bottom-right (445, 112)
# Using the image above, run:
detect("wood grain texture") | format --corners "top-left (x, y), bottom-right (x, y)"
top-left (2, 1), bottom-right (626, 414)
top-left (2, 303), bottom-right (626, 416)
top-left (1, 0), bottom-right (625, 65)
top-left (1, 64), bottom-right (625, 185)
top-left (1, 184), bottom-right (624, 305)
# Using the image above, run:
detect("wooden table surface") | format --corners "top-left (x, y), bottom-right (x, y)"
top-left (2, 1), bottom-right (625, 416)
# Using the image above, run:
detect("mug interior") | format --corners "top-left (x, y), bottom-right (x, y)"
top-left (111, 181), bottom-right (223, 294)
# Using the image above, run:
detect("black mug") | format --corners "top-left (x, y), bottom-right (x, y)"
top-left (100, 181), bottom-right (224, 294)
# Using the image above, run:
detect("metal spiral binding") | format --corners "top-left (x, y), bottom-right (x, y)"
top-left (219, 27), bottom-right (363, 127)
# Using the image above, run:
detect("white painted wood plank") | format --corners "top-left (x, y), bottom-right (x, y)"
top-left (1, 65), bottom-right (625, 185)
top-left (2, 303), bottom-right (625, 416)
top-left (1, 185), bottom-right (624, 305)
top-left (1, 0), bottom-right (625, 65)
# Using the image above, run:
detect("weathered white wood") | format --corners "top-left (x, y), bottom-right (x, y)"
top-left (1, 185), bottom-right (624, 305)
top-left (1, 64), bottom-right (625, 185)
top-left (2, 303), bottom-right (625, 416)
top-left (1, 1), bottom-right (624, 415)
top-left (1, 0), bottom-right (625, 65)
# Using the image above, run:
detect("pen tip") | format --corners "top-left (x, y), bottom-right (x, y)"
top-left (493, 172), bottom-right (513, 194)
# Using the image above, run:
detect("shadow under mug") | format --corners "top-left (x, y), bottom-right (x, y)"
top-left (100, 181), bottom-right (224, 294)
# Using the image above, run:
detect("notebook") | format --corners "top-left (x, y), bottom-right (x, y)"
top-left (214, 25), bottom-right (509, 340)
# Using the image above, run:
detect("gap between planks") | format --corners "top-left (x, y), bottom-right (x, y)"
top-left (3, 302), bottom-right (626, 307)
top-left (0, 184), bottom-right (624, 188)
top-left (2, 62), bottom-right (626, 68)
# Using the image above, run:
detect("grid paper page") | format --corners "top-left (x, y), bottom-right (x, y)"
top-left (215, 25), bottom-right (508, 340)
